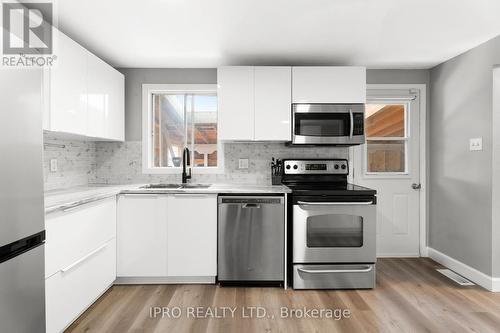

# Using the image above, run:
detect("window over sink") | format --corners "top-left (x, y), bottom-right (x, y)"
top-left (142, 84), bottom-right (222, 174)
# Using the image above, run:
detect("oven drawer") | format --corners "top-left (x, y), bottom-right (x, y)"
top-left (293, 264), bottom-right (375, 289)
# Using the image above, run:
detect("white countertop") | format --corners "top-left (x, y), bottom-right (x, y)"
top-left (44, 183), bottom-right (290, 214)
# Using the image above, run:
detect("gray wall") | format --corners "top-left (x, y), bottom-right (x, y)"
top-left (429, 35), bottom-right (500, 276)
top-left (367, 69), bottom-right (430, 85)
top-left (118, 68), bottom-right (217, 141)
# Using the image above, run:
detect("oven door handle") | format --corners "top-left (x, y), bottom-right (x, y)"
top-left (297, 201), bottom-right (374, 206)
top-left (298, 266), bottom-right (373, 274)
top-left (349, 108), bottom-right (354, 139)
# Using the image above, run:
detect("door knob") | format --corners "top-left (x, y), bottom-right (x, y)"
top-left (411, 183), bottom-right (421, 190)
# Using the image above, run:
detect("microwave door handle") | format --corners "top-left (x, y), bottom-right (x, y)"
top-left (349, 108), bottom-right (354, 139)
top-left (297, 201), bottom-right (374, 206)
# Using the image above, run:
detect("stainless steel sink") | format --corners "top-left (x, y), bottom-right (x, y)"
top-left (140, 184), bottom-right (181, 189)
top-left (179, 183), bottom-right (212, 189)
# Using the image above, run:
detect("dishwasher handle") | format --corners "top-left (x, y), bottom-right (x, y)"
top-left (219, 197), bottom-right (284, 205)
top-left (242, 203), bottom-right (261, 209)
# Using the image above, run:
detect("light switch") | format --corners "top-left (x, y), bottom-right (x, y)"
top-left (238, 158), bottom-right (249, 169)
top-left (50, 158), bottom-right (58, 172)
top-left (469, 137), bottom-right (483, 151)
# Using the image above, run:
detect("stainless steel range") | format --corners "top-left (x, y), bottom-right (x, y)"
top-left (281, 159), bottom-right (377, 289)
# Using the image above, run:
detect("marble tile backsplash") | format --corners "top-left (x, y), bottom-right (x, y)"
top-left (43, 133), bottom-right (349, 190)
top-left (43, 134), bottom-right (96, 191)
top-left (92, 141), bottom-right (348, 185)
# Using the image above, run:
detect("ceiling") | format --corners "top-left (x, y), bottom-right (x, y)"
top-left (54, 0), bottom-right (500, 69)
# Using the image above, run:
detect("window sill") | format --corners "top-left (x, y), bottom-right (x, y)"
top-left (142, 166), bottom-right (224, 175)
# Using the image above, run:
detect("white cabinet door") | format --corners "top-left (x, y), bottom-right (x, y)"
top-left (117, 194), bottom-right (168, 277)
top-left (107, 68), bottom-right (125, 141)
top-left (254, 67), bottom-right (291, 141)
top-left (45, 197), bottom-right (116, 279)
top-left (86, 52), bottom-right (125, 141)
top-left (86, 52), bottom-right (107, 138)
top-left (49, 30), bottom-right (88, 135)
top-left (166, 194), bottom-right (217, 277)
top-left (292, 66), bottom-right (366, 103)
top-left (218, 66), bottom-right (254, 141)
top-left (46, 238), bottom-right (116, 333)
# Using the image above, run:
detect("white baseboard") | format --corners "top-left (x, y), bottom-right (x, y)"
top-left (377, 253), bottom-right (420, 258)
top-left (427, 247), bottom-right (499, 292)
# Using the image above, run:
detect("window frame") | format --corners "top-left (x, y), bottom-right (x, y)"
top-left (363, 101), bottom-right (411, 177)
top-left (142, 84), bottom-right (223, 174)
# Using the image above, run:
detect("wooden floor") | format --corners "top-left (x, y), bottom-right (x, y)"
top-left (67, 258), bottom-right (500, 333)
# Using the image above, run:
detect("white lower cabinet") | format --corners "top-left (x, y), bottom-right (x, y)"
top-left (117, 194), bottom-right (168, 277)
top-left (46, 239), bottom-right (116, 333)
top-left (167, 194), bottom-right (217, 277)
top-left (44, 197), bottom-right (117, 333)
top-left (45, 198), bottom-right (116, 279)
top-left (116, 193), bottom-right (217, 281)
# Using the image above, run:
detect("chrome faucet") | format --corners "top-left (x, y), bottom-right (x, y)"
top-left (182, 147), bottom-right (191, 184)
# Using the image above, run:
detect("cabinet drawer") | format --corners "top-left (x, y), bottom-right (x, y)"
top-left (293, 264), bottom-right (375, 289)
top-left (46, 238), bottom-right (116, 333)
top-left (45, 197), bottom-right (116, 278)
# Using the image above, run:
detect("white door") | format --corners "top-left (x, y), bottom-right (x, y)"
top-left (353, 88), bottom-right (422, 257)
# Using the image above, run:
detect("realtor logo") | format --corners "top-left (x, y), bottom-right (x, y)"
top-left (2, 1), bottom-right (53, 55)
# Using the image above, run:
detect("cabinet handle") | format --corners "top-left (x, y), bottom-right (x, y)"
top-left (349, 108), bottom-right (354, 139)
top-left (120, 193), bottom-right (159, 198)
top-left (61, 196), bottom-right (114, 212)
top-left (60, 243), bottom-right (108, 273)
top-left (171, 194), bottom-right (212, 198)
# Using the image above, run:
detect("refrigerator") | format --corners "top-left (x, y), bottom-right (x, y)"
top-left (0, 67), bottom-right (46, 332)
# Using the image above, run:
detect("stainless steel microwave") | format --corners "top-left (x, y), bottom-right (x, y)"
top-left (292, 104), bottom-right (365, 145)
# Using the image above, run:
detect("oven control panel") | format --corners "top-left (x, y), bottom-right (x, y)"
top-left (283, 160), bottom-right (348, 175)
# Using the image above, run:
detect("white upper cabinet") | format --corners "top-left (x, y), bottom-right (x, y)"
top-left (45, 29), bottom-right (124, 141)
top-left (254, 67), bottom-right (291, 141)
top-left (86, 53), bottom-right (107, 138)
top-left (218, 66), bottom-right (254, 141)
top-left (87, 52), bottom-right (125, 141)
top-left (49, 30), bottom-right (88, 136)
top-left (218, 66), bottom-right (292, 141)
top-left (107, 68), bottom-right (125, 141)
top-left (292, 66), bottom-right (366, 104)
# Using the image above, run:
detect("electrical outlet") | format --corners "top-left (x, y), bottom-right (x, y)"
top-left (238, 158), bottom-right (249, 169)
top-left (50, 158), bottom-right (58, 172)
top-left (469, 137), bottom-right (483, 151)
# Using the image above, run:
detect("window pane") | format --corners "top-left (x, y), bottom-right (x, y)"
top-left (152, 94), bottom-right (186, 167)
top-left (192, 95), bottom-right (217, 167)
top-left (367, 140), bottom-right (406, 173)
top-left (365, 104), bottom-right (405, 137)
top-left (151, 93), bottom-right (218, 168)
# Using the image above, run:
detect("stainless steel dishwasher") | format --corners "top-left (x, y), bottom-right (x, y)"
top-left (218, 196), bottom-right (284, 283)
